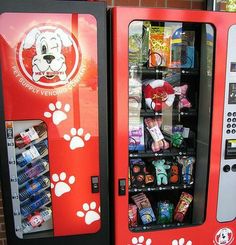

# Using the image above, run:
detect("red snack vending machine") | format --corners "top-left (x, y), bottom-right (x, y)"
top-left (0, 1), bottom-right (109, 245)
top-left (112, 7), bottom-right (236, 245)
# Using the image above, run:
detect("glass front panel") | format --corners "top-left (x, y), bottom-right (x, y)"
top-left (128, 21), bottom-right (215, 231)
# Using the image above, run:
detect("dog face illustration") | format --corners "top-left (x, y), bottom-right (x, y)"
top-left (22, 27), bottom-right (74, 86)
top-left (215, 228), bottom-right (234, 245)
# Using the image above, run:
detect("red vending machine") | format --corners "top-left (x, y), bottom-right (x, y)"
top-left (0, 1), bottom-right (109, 245)
top-left (112, 7), bottom-right (236, 245)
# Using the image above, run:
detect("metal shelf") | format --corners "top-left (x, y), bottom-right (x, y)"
top-left (129, 183), bottom-right (193, 193)
top-left (129, 222), bottom-right (190, 232)
top-left (129, 148), bottom-right (196, 158)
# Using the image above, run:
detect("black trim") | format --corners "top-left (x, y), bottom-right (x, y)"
top-left (0, 1), bottom-right (110, 245)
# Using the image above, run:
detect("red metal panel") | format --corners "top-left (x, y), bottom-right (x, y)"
top-left (113, 7), bottom-right (236, 245)
top-left (0, 13), bottom-right (100, 237)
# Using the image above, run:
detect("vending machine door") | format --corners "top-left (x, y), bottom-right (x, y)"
top-left (112, 7), bottom-right (236, 245)
top-left (0, 1), bottom-right (109, 245)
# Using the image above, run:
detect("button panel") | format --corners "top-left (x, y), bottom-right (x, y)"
top-left (225, 111), bottom-right (236, 134)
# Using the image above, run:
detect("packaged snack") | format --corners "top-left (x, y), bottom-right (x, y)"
top-left (132, 193), bottom-right (156, 225)
top-left (128, 204), bottom-right (138, 228)
top-left (157, 201), bottom-right (174, 224)
top-left (130, 159), bottom-right (146, 188)
top-left (149, 26), bottom-right (172, 67)
top-left (174, 192), bottom-right (193, 222)
top-left (129, 117), bottom-right (145, 151)
top-left (177, 156), bottom-right (195, 184)
top-left (15, 122), bottom-right (47, 149)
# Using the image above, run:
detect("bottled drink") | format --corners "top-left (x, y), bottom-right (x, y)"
top-left (19, 176), bottom-right (50, 201)
top-left (21, 191), bottom-right (51, 217)
top-left (18, 159), bottom-right (49, 185)
top-left (22, 207), bottom-right (52, 233)
top-left (16, 139), bottom-right (48, 168)
top-left (15, 122), bottom-right (47, 149)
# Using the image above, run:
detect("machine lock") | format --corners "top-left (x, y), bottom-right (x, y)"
top-left (91, 176), bottom-right (99, 193)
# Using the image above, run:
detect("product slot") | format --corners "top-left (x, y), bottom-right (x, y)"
top-left (128, 190), bottom-right (194, 230)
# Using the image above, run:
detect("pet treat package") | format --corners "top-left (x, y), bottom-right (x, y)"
top-left (149, 26), bottom-right (172, 67)
top-left (132, 193), bottom-right (156, 225)
top-left (174, 192), bottom-right (193, 222)
top-left (177, 156), bottom-right (195, 184)
top-left (171, 28), bottom-right (195, 68)
top-left (129, 76), bottom-right (142, 116)
top-left (130, 159), bottom-right (146, 188)
top-left (157, 201), bottom-right (174, 224)
top-left (129, 117), bottom-right (145, 151)
top-left (128, 204), bottom-right (138, 228)
top-left (129, 21), bottom-right (150, 66)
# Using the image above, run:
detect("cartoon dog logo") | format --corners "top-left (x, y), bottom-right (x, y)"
top-left (214, 228), bottom-right (234, 245)
top-left (18, 25), bottom-right (80, 87)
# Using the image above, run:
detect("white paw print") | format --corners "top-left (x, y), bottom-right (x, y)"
top-left (130, 236), bottom-right (152, 245)
top-left (64, 128), bottom-right (91, 150)
top-left (51, 172), bottom-right (75, 197)
top-left (76, 202), bottom-right (100, 225)
top-left (44, 101), bottom-right (70, 125)
top-left (172, 238), bottom-right (192, 245)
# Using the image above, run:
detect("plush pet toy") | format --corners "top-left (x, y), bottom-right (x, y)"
top-left (152, 159), bottom-right (170, 186)
top-left (174, 84), bottom-right (191, 109)
top-left (143, 80), bottom-right (175, 111)
top-left (169, 164), bottom-right (179, 184)
top-left (143, 80), bottom-right (191, 111)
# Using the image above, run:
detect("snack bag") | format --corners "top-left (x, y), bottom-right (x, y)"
top-left (149, 26), bottom-right (172, 67)
top-left (174, 192), bottom-right (193, 222)
top-left (132, 193), bottom-right (156, 225)
top-left (128, 204), bottom-right (138, 228)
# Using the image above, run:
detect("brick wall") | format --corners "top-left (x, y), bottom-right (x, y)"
top-left (0, 191), bottom-right (6, 245)
top-left (103, 0), bottom-right (206, 9)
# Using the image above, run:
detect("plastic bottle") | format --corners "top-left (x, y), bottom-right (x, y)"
top-left (22, 207), bottom-right (52, 233)
top-left (19, 176), bottom-right (50, 201)
top-left (18, 159), bottom-right (49, 185)
top-left (16, 139), bottom-right (48, 168)
top-left (21, 191), bottom-right (51, 217)
top-left (15, 122), bottom-right (47, 149)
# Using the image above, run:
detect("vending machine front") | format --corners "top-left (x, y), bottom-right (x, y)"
top-left (112, 7), bottom-right (236, 245)
top-left (0, 1), bottom-right (109, 245)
